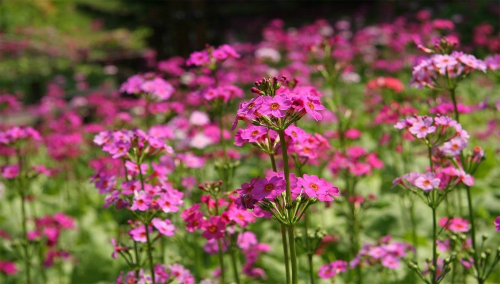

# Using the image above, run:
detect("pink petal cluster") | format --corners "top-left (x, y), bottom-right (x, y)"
top-left (411, 51), bottom-right (486, 88)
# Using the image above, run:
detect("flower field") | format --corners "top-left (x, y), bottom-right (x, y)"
top-left (1, 2), bottom-right (500, 284)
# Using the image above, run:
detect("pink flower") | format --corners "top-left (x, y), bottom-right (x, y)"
top-left (0, 261), bottom-right (17, 275)
top-left (189, 111), bottom-right (210, 126)
top-left (240, 126), bottom-right (268, 143)
top-left (440, 137), bottom-right (467, 157)
top-left (186, 51), bottom-right (210, 66)
top-left (318, 260), bottom-right (347, 279)
top-left (260, 95), bottom-right (291, 118)
top-left (409, 117), bottom-right (435, 138)
top-left (344, 129), bottom-right (361, 139)
top-left (121, 180), bottom-right (140, 195)
top-left (129, 225), bottom-right (150, 243)
top-left (381, 255), bottom-right (401, 269)
top-left (130, 191), bottom-right (151, 211)
top-left (154, 264), bottom-right (170, 284)
top-left (303, 96), bottom-right (325, 121)
top-left (111, 238), bottom-right (128, 259)
top-left (237, 232), bottom-right (258, 250)
top-left (414, 172), bottom-right (440, 191)
top-left (168, 264), bottom-right (195, 284)
top-left (441, 217), bottom-right (470, 233)
top-left (157, 190), bottom-right (183, 213)
top-left (297, 174), bottom-right (340, 201)
top-left (494, 216), bottom-right (500, 231)
top-left (252, 176), bottom-right (286, 200)
top-left (227, 207), bottom-right (255, 227)
top-left (1, 165), bottom-right (19, 179)
top-left (125, 161), bottom-right (148, 175)
top-left (201, 216), bottom-right (226, 240)
top-left (349, 163), bottom-right (371, 176)
top-left (151, 218), bottom-right (175, 236)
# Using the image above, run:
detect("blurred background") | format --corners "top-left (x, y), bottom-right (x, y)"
top-left (1, 0), bottom-right (498, 105)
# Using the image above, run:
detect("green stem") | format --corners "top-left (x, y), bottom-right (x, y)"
top-left (449, 88), bottom-right (459, 123)
top-left (217, 239), bottom-right (226, 284)
top-left (308, 254), bottom-right (315, 284)
top-left (145, 222), bottom-right (155, 284)
top-left (408, 196), bottom-right (419, 259)
top-left (134, 241), bottom-right (140, 278)
top-left (466, 186), bottom-right (480, 281)
top-left (305, 213), bottom-right (314, 284)
top-left (287, 226), bottom-right (298, 284)
top-left (278, 131), bottom-right (292, 204)
top-left (278, 130), bottom-right (298, 284)
top-left (229, 244), bottom-right (240, 284)
top-left (20, 192), bottom-right (31, 284)
top-left (269, 153), bottom-right (291, 284)
top-left (281, 224), bottom-right (291, 284)
top-left (432, 204), bottom-right (438, 284)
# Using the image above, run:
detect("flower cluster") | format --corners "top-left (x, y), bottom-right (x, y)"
top-left (350, 236), bottom-right (414, 270)
top-left (318, 260), bottom-right (347, 279)
top-left (238, 231), bottom-right (271, 279)
top-left (366, 77), bottom-right (404, 94)
top-left (120, 73), bottom-right (175, 100)
top-left (181, 191), bottom-right (256, 239)
top-left (25, 213), bottom-right (75, 267)
top-left (287, 125), bottom-right (331, 163)
top-left (237, 172), bottom-right (339, 223)
top-left (393, 167), bottom-right (474, 193)
top-left (186, 44), bottom-right (240, 67)
top-left (411, 52), bottom-right (486, 89)
top-left (329, 146), bottom-right (384, 177)
top-left (116, 264), bottom-right (195, 284)
top-left (203, 85), bottom-right (244, 103)
top-left (0, 126), bottom-right (41, 144)
top-left (233, 78), bottom-right (326, 131)
top-left (395, 115), bottom-right (468, 156)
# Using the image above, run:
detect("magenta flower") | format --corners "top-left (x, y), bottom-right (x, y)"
top-left (240, 126), bottom-right (268, 143)
top-left (157, 191), bottom-right (183, 213)
top-left (414, 172), bottom-right (440, 191)
top-left (186, 51), bottom-right (210, 66)
top-left (252, 176), bottom-right (286, 200)
top-left (318, 260), bottom-right (347, 279)
top-left (284, 125), bottom-right (308, 142)
top-left (0, 261), bottom-right (18, 275)
top-left (111, 238), bottom-right (128, 259)
top-left (129, 225), bottom-right (149, 243)
top-left (259, 95), bottom-right (291, 118)
top-left (201, 216), bottom-right (226, 240)
top-left (381, 255), bottom-right (401, 269)
top-left (227, 207), bottom-right (255, 227)
top-left (125, 161), bottom-right (148, 175)
top-left (440, 217), bottom-right (470, 233)
top-left (1, 165), bottom-right (19, 179)
top-left (168, 264), bottom-right (195, 284)
top-left (448, 218), bottom-right (470, 233)
top-left (154, 264), bottom-right (170, 284)
top-left (130, 191), bottom-right (151, 211)
top-left (237, 232), bottom-right (258, 250)
top-left (494, 216), bottom-right (500, 231)
top-left (151, 218), bottom-right (175, 236)
top-left (121, 180), bottom-right (140, 195)
top-left (302, 96), bottom-right (325, 121)
top-left (297, 174), bottom-right (340, 201)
